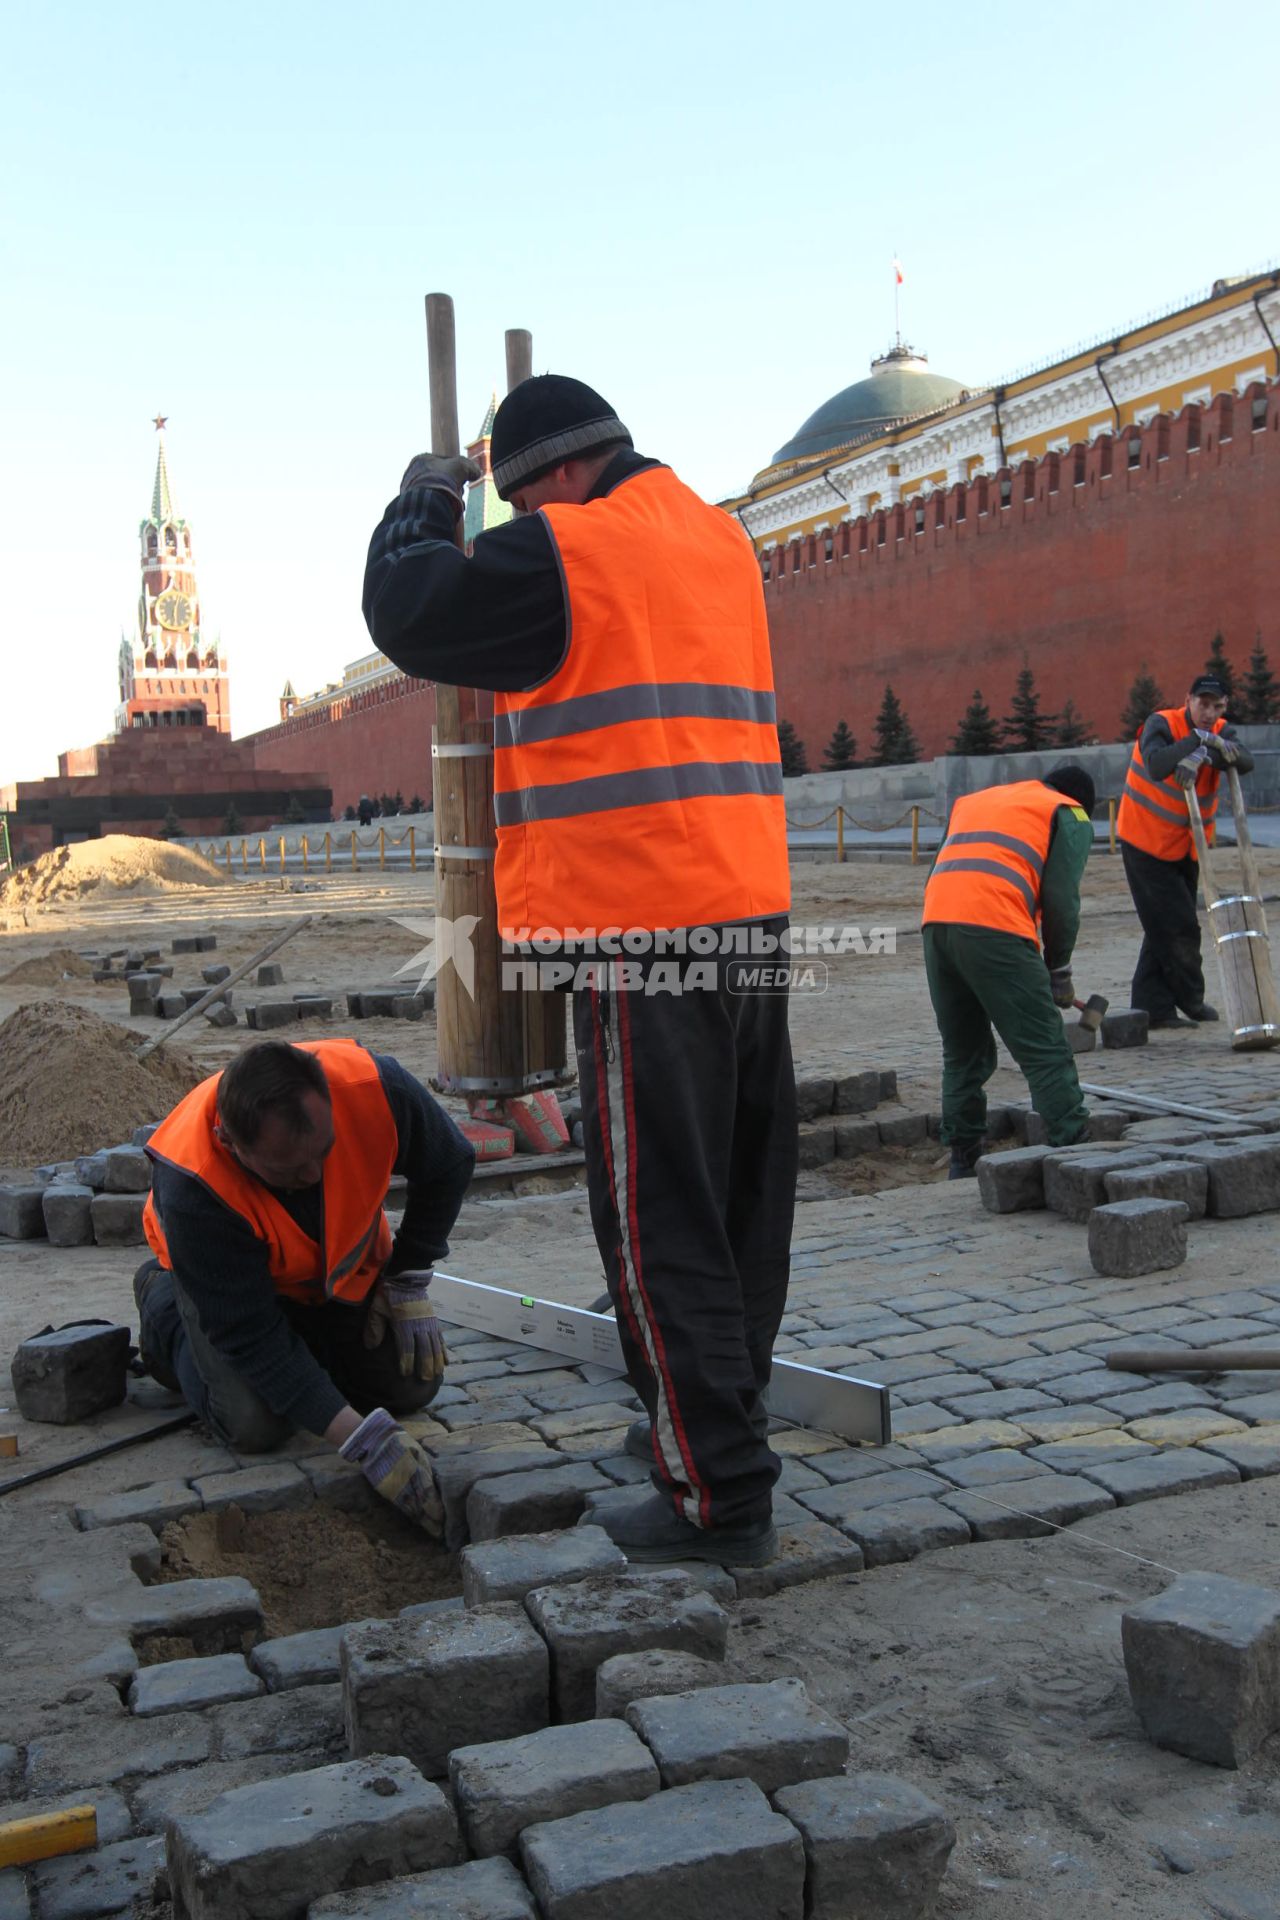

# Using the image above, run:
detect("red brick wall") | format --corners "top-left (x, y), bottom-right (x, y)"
top-left (232, 383), bottom-right (1280, 795)
top-left (247, 676), bottom-right (443, 815)
top-left (763, 383), bottom-right (1280, 761)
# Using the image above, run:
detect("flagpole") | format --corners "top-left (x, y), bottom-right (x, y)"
top-left (893, 255), bottom-right (900, 348)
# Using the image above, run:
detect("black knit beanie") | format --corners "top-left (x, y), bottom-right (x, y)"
top-left (1044, 763), bottom-right (1097, 817)
top-left (490, 375), bottom-right (632, 500)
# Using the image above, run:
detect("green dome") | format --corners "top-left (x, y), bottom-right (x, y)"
top-left (768, 346), bottom-right (967, 469)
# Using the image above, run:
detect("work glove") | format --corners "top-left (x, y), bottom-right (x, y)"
top-left (1206, 735), bottom-right (1241, 768)
top-left (398, 452), bottom-right (482, 498)
top-left (339, 1406), bottom-right (444, 1536)
top-left (364, 1270), bottom-right (448, 1382)
top-left (1047, 965), bottom-right (1075, 1009)
top-left (1174, 743), bottom-right (1210, 788)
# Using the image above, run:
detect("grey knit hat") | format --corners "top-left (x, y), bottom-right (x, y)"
top-left (490, 375), bottom-right (631, 500)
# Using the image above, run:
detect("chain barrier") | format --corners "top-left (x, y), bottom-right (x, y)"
top-left (197, 825), bottom-right (425, 875)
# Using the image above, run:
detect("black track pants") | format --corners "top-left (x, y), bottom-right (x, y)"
top-left (573, 947), bottom-right (796, 1530)
top-left (1121, 841), bottom-right (1206, 1018)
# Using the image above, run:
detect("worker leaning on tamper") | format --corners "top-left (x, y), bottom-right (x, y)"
top-left (132, 1039), bottom-right (474, 1535)
top-left (1116, 672), bottom-right (1254, 1029)
top-left (922, 764), bottom-right (1097, 1177)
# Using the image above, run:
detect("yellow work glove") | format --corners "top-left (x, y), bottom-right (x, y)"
top-left (364, 1270), bottom-right (449, 1381)
top-left (339, 1407), bottom-right (444, 1537)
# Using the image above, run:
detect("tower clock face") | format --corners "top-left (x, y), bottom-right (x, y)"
top-left (155, 589), bottom-right (194, 630)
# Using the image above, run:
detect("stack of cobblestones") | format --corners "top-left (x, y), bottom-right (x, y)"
top-left (977, 1113), bottom-right (1280, 1277)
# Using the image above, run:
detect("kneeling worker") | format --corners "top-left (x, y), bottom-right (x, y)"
top-left (923, 765), bottom-right (1096, 1176)
top-left (134, 1039), bottom-right (475, 1533)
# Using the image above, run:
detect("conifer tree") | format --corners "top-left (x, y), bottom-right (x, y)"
top-left (222, 802), bottom-right (244, 836)
top-left (822, 719), bottom-right (858, 770)
top-left (949, 689), bottom-right (1000, 756)
top-left (1117, 665), bottom-right (1165, 741)
top-left (284, 794), bottom-right (306, 825)
top-left (408, 794), bottom-right (426, 815)
top-left (1240, 633), bottom-right (1280, 725)
top-left (1055, 699), bottom-right (1092, 748)
top-left (871, 685), bottom-right (920, 766)
top-left (776, 719), bottom-right (809, 777)
top-left (391, 790), bottom-right (406, 817)
top-left (160, 804), bottom-right (183, 839)
top-left (1204, 633), bottom-right (1238, 717)
top-left (1001, 665), bottom-right (1057, 752)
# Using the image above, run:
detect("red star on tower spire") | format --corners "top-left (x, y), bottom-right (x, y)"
top-left (153, 413), bottom-right (168, 431)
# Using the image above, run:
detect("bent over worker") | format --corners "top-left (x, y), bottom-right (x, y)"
top-left (134, 1039), bottom-right (474, 1533)
top-left (923, 765), bottom-right (1096, 1176)
top-left (1116, 673), bottom-right (1254, 1028)
top-left (362, 374), bottom-right (796, 1568)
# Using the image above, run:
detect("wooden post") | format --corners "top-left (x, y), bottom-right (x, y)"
top-left (911, 806), bottom-right (920, 865)
top-left (301, 836), bottom-right (309, 873)
top-left (409, 827), bottom-right (417, 872)
top-left (351, 830), bottom-right (357, 870)
top-left (427, 298), bottom-right (566, 1100)
top-left (0, 1807), bottom-right (97, 1870)
top-left (378, 826), bottom-right (386, 869)
top-left (324, 831), bottom-right (332, 871)
top-left (278, 836), bottom-right (286, 873)
top-left (240, 839), bottom-right (248, 873)
top-left (505, 328), bottom-right (533, 391)
top-left (259, 837), bottom-right (266, 870)
top-left (1108, 797), bottom-right (1117, 853)
top-left (836, 809), bottom-right (845, 863)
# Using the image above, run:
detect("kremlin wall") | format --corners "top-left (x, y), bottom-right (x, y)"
top-left (3, 270), bottom-right (1279, 857)
top-left (245, 266), bottom-right (1280, 803)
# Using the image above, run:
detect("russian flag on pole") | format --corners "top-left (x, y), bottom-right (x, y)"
top-left (893, 258), bottom-right (905, 286)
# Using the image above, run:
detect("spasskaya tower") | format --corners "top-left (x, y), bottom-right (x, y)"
top-left (116, 417), bottom-right (231, 734)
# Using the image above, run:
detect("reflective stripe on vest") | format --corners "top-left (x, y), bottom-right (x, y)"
top-left (492, 466), bottom-right (790, 938)
top-left (142, 1038), bottom-right (396, 1305)
top-left (922, 780), bottom-right (1075, 941)
top-left (1116, 707), bottom-right (1223, 861)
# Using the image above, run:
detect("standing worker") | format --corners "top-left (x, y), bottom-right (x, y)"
top-left (362, 375), bottom-right (796, 1568)
top-left (1116, 673), bottom-right (1253, 1028)
top-left (133, 1039), bottom-right (475, 1534)
top-left (922, 766), bottom-right (1097, 1176)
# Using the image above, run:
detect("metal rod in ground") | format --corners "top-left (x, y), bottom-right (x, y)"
top-left (1078, 1082), bottom-right (1249, 1126)
top-left (0, 1413), bottom-right (196, 1498)
top-left (1107, 1346), bottom-right (1280, 1373)
top-left (136, 915), bottom-right (313, 1059)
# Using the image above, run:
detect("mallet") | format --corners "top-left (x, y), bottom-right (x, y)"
top-left (1066, 993), bottom-right (1108, 1053)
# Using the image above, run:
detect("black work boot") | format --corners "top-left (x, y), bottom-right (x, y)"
top-left (132, 1260), bottom-right (182, 1392)
top-left (624, 1417), bottom-right (654, 1463)
top-left (947, 1141), bottom-right (983, 1180)
top-left (589, 1491), bottom-right (778, 1567)
top-left (1181, 1002), bottom-right (1220, 1022)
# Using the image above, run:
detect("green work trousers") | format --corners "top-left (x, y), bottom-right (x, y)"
top-left (923, 923), bottom-right (1089, 1150)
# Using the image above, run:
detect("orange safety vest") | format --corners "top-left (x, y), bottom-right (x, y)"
top-left (491, 465), bottom-right (791, 940)
top-left (923, 780), bottom-right (1084, 943)
top-left (143, 1039), bottom-right (396, 1304)
top-left (1116, 707), bottom-right (1223, 861)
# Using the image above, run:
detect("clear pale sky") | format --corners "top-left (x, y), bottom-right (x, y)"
top-left (2, 0), bottom-right (1276, 784)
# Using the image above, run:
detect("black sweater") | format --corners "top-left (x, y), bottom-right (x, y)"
top-left (148, 1053), bottom-right (474, 1435)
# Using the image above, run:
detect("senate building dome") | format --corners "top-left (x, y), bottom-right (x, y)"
top-left (763, 342), bottom-right (968, 476)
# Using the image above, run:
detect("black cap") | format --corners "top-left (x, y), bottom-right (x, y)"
top-left (1043, 763), bottom-right (1097, 817)
top-left (1189, 673), bottom-right (1227, 696)
top-left (491, 375), bottom-right (632, 500)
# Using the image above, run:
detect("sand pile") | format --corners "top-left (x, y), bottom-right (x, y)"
top-left (0, 947), bottom-right (94, 985)
top-left (0, 835), bottom-right (227, 912)
top-left (0, 1001), bottom-right (203, 1163)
